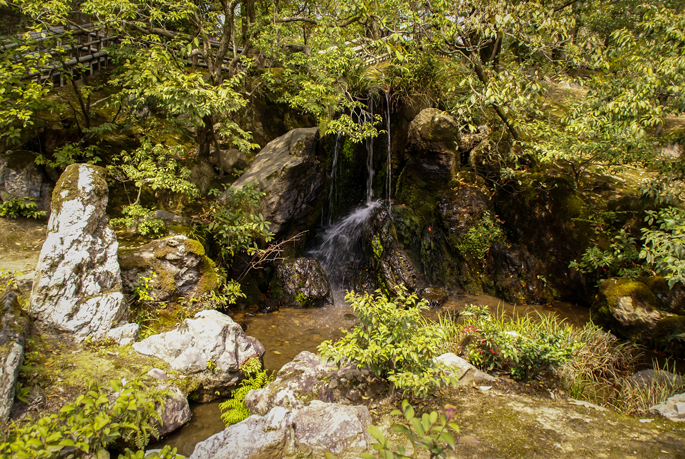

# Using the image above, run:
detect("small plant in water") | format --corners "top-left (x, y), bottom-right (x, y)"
top-left (219, 357), bottom-right (273, 426)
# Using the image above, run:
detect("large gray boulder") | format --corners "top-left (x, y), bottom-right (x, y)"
top-left (189, 402), bottom-right (371, 459)
top-left (406, 108), bottom-right (460, 180)
top-left (0, 291), bottom-right (29, 420)
top-left (245, 351), bottom-right (385, 416)
top-left (275, 258), bottom-right (332, 308)
top-left (133, 310), bottom-right (265, 401)
top-left (227, 127), bottom-right (325, 238)
top-left (29, 164), bottom-right (128, 342)
top-left (118, 235), bottom-right (218, 303)
top-left (190, 407), bottom-right (293, 459)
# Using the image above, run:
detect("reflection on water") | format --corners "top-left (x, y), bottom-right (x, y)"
top-left (151, 293), bottom-right (591, 455)
top-left (231, 291), bottom-right (355, 372)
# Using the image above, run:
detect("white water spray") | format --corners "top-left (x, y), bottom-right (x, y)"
top-left (309, 200), bottom-right (381, 289)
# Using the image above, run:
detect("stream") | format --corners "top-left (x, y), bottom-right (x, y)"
top-left (152, 292), bottom-right (591, 456)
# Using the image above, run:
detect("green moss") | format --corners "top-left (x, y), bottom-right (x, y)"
top-left (600, 278), bottom-right (657, 307)
top-left (197, 256), bottom-right (219, 295)
top-left (51, 164), bottom-right (108, 215)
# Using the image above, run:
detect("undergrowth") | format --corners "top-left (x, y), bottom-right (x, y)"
top-left (457, 304), bottom-right (685, 415)
top-left (218, 357), bottom-right (273, 426)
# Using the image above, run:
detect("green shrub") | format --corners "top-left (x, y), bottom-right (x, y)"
top-left (325, 400), bottom-right (459, 459)
top-left (219, 357), bottom-right (273, 426)
top-left (0, 197), bottom-right (46, 219)
top-left (111, 204), bottom-right (167, 238)
top-left (460, 305), bottom-right (581, 380)
top-left (193, 184), bottom-right (273, 264)
top-left (318, 287), bottom-right (453, 398)
top-left (0, 380), bottom-right (168, 458)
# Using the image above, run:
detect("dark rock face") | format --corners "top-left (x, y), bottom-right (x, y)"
top-left (438, 186), bottom-right (491, 246)
top-left (364, 206), bottom-right (421, 295)
top-left (208, 148), bottom-right (248, 177)
top-left (0, 291), bottom-right (29, 420)
top-left (227, 127), bottom-right (326, 238)
top-left (484, 243), bottom-right (556, 305)
top-left (118, 235), bottom-right (218, 303)
top-left (275, 258), bottom-right (333, 308)
top-left (405, 108), bottom-right (460, 180)
top-left (0, 151), bottom-right (52, 211)
top-left (189, 160), bottom-right (216, 196)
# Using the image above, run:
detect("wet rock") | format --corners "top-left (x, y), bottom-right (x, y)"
top-left (156, 386), bottom-right (191, 437)
top-left (189, 160), bottom-right (216, 196)
top-left (420, 286), bottom-right (449, 307)
top-left (208, 148), bottom-right (248, 177)
top-left (190, 407), bottom-right (292, 459)
top-left (106, 322), bottom-right (139, 346)
top-left (438, 186), bottom-right (491, 246)
top-left (484, 243), bottom-right (555, 305)
top-left (405, 108), bottom-right (460, 180)
top-left (365, 206), bottom-right (420, 295)
top-left (133, 310), bottom-right (265, 401)
top-left (592, 278), bottom-right (662, 342)
top-left (245, 351), bottom-right (383, 416)
top-left (275, 258), bottom-right (332, 308)
top-left (118, 235), bottom-right (218, 303)
top-left (649, 393), bottom-right (685, 421)
top-left (227, 127), bottom-right (325, 238)
top-left (29, 164), bottom-right (128, 342)
top-left (0, 291), bottom-right (29, 420)
top-left (433, 353), bottom-right (495, 385)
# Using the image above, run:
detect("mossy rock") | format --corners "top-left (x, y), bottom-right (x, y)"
top-left (118, 235), bottom-right (218, 303)
top-left (592, 278), bottom-right (661, 342)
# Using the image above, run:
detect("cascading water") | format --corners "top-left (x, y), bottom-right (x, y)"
top-left (385, 91), bottom-right (392, 214)
top-left (308, 200), bottom-right (381, 289)
top-left (365, 95), bottom-right (375, 203)
top-left (325, 133), bottom-right (343, 225)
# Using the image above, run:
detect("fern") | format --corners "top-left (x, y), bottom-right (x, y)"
top-left (219, 359), bottom-right (273, 426)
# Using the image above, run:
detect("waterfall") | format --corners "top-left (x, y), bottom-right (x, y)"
top-left (309, 200), bottom-right (381, 289)
top-left (385, 91), bottom-right (392, 214)
top-left (365, 95), bottom-right (375, 203)
top-left (326, 133), bottom-right (343, 224)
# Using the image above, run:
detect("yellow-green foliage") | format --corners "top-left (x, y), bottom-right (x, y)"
top-left (318, 286), bottom-right (454, 398)
top-left (219, 358), bottom-right (273, 426)
top-left (0, 380), bottom-right (177, 459)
